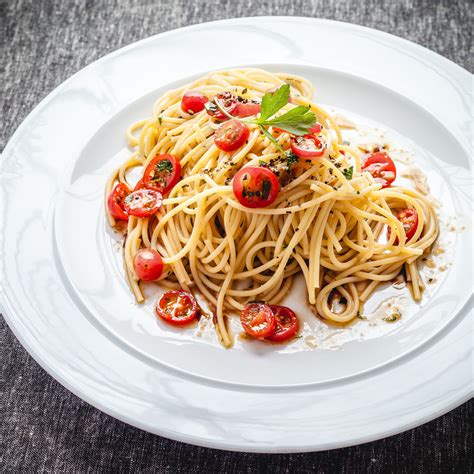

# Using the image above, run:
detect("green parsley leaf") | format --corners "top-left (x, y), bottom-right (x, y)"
top-left (264, 106), bottom-right (316, 136)
top-left (259, 84), bottom-right (291, 121)
top-left (343, 166), bottom-right (354, 180)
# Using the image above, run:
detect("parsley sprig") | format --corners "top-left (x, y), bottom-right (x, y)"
top-left (215, 84), bottom-right (317, 152)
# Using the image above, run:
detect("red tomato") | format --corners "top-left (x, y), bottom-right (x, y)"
top-left (308, 123), bottom-right (322, 134)
top-left (123, 189), bottom-right (162, 218)
top-left (155, 290), bottom-right (199, 326)
top-left (290, 135), bottom-right (325, 158)
top-left (205, 92), bottom-right (238, 121)
top-left (142, 154), bottom-right (181, 195)
top-left (181, 90), bottom-right (208, 114)
top-left (133, 248), bottom-right (164, 281)
top-left (361, 152), bottom-right (397, 188)
top-left (266, 305), bottom-right (299, 342)
top-left (214, 120), bottom-right (250, 152)
top-left (234, 101), bottom-right (261, 117)
top-left (240, 302), bottom-right (276, 338)
top-left (133, 178), bottom-right (145, 191)
top-left (387, 208), bottom-right (419, 242)
top-left (232, 166), bottom-right (280, 208)
top-left (107, 183), bottom-right (130, 221)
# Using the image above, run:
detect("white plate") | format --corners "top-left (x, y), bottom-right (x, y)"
top-left (1, 17), bottom-right (472, 452)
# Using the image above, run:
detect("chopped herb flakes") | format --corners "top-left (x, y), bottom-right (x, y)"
top-left (157, 159), bottom-right (173, 172)
top-left (261, 180), bottom-right (271, 200)
top-left (383, 313), bottom-right (401, 323)
top-left (343, 166), bottom-right (354, 180)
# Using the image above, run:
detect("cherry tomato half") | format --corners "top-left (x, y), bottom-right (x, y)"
top-left (290, 134), bottom-right (325, 158)
top-left (133, 178), bottom-right (145, 191)
top-left (205, 92), bottom-right (238, 121)
top-left (232, 166), bottom-right (280, 208)
top-left (234, 101), bottom-right (261, 118)
top-left (214, 120), bottom-right (250, 152)
top-left (155, 290), bottom-right (199, 326)
top-left (361, 152), bottom-right (397, 188)
top-left (133, 248), bottom-right (164, 281)
top-left (240, 302), bottom-right (276, 338)
top-left (181, 90), bottom-right (208, 114)
top-left (266, 305), bottom-right (299, 342)
top-left (142, 154), bottom-right (181, 195)
top-left (123, 189), bottom-right (162, 218)
top-left (387, 208), bottom-right (419, 242)
top-left (107, 183), bottom-right (130, 221)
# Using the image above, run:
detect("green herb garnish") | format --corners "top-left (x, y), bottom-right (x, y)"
top-left (343, 166), bottom-right (354, 180)
top-left (156, 159), bottom-right (173, 172)
top-left (383, 313), bottom-right (400, 323)
top-left (214, 84), bottom-right (317, 151)
top-left (158, 117), bottom-right (163, 125)
top-left (285, 150), bottom-right (299, 167)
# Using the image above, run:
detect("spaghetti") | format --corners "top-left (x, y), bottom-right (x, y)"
top-left (105, 68), bottom-right (439, 347)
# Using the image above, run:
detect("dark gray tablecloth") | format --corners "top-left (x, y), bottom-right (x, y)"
top-left (1, 0), bottom-right (472, 471)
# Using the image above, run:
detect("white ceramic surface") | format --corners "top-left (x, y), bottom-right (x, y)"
top-left (1, 17), bottom-right (472, 452)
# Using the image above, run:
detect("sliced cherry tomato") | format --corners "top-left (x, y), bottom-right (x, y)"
top-left (142, 154), bottom-right (181, 195)
top-left (107, 183), bottom-right (130, 221)
top-left (133, 178), bottom-right (145, 191)
top-left (205, 92), bottom-right (238, 121)
top-left (123, 189), bottom-right (162, 218)
top-left (232, 166), bottom-right (280, 208)
top-left (234, 101), bottom-right (261, 117)
top-left (155, 290), bottom-right (199, 326)
top-left (240, 302), bottom-right (276, 338)
top-left (214, 119), bottom-right (250, 152)
top-left (387, 208), bottom-right (419, 242)
top-left (133, 248), bottom-right (164, 281)
top-left (308, 123), bottom-right (322, 134)
top-left (361, 152), bottom-right (397, 188)
top-left (290, 134), bottom-right (325, 158)
top-left (266, 305), bottom-right (299, 342)
top-left (181, 90), bottom-right (208, 114)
